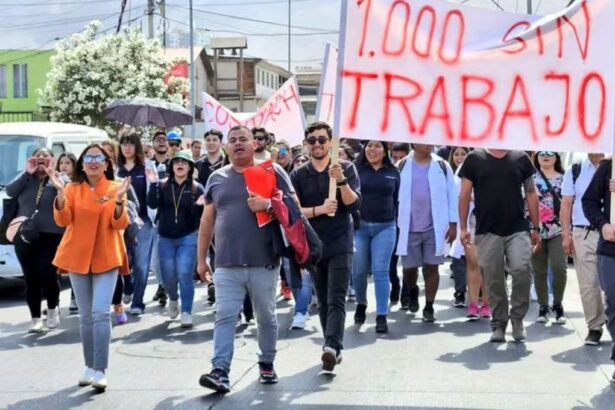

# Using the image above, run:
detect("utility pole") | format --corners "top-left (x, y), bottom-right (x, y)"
top-left (189, 0), bottom-right (196, 138)
top-left (526, 0), bottom-right (532, 14)
top-left (147, 0), bottom-right (155, 39)
top-left (288, 0), bottom-right (291, 73)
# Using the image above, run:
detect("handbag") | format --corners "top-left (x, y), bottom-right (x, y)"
top-left (538, 170), bottom-right (562, 218)
top-left (9, 178), bottom-right (46, 244)
top-left (0, 196), bottom-right (19, 245)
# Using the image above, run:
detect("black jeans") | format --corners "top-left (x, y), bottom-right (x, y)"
top-left (451, 256), bottom-right (468, 294)
top-left (14, 232), bottom-right (63, 318)
top-left (311, 253), bottom-right (352, 353)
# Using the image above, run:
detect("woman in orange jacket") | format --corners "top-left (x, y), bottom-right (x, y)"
top-left (47, 144), bottom-right (130, 392)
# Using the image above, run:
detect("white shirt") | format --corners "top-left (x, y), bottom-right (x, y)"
top-left (561, 157), bottom-right (600, 226)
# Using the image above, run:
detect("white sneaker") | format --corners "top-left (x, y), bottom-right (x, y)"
top-left (129, 307), bottom-right (143, 316)
top-left (180, 312), bottom-right (193, 328)
top-left (122, 294), bottom-right (132, 305)
top-left (91, 371), bottom-right (107, 391)
top-left (290, 312), bottom-right (307, 330)
top-left (46, 307), bottom-right (60, 329)
top-left (78, 368), bottom-right (96, 386)
top-left (168, 300), bottom-right (179, 320)
top-left (28, 318), bottom-right (43, 333)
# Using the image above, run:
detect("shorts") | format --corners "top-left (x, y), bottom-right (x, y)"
top-left (401, 229), bottom-right (445, 268)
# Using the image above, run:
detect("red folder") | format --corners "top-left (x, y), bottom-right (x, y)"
top-left (243, 160), bottom-right (277, 227)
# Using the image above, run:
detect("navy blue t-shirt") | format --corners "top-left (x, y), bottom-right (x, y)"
top-left (357, 164), bottom-right (399, 223)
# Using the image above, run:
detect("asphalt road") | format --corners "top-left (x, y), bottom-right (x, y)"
top-left (0, 266), bottom-right (613, 410)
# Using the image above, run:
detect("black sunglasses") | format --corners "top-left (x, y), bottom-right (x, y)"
top-left (306, 136), bottom-right (329, 146)
top-left (255, 135), bottom-right (267, 141)
top-left (168, 142), bottom-right (181, 147)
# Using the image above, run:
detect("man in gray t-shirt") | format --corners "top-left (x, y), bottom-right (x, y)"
top-left (196, 125), bottom-right (292, 393)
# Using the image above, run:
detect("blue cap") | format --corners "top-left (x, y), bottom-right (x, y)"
top-left (167, 131), bottom-right (182, 141)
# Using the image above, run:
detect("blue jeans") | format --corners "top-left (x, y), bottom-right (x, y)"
top-left (158, 233), bottom-right (197, 314)
top-left (284, 258), bottom-right (313, 316)
top-left (70, 269), bottom-right (118, 370)
top-left (130, 222), bottom-right (155, 311)
top-left (352, 221), bottom-right (397, 315)
top-left (212, 265), bottom-right (279, 373)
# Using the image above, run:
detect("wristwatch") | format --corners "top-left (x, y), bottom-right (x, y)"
top-left (266, 200), bottom-right (274, 215)
top-left (336, 178), bottom-right (348, 187)
top-left (530, 226), bottom-right (540, 232)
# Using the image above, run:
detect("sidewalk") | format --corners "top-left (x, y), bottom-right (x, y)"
top-left (0, 265), bottom-right (613, 409)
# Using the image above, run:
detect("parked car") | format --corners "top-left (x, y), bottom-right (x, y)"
top-left (0, 122), bottom-right (108, 278)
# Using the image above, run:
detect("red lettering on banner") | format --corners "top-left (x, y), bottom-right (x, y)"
top-left (498, 75), bottom-right (538, 141)
top-left (556, 1), bottom-right (591, 60)
top-left (204, 102), bottom-right (214, 122)
top-left (536, 26), bottom-right (545, 56)
top-left (411, 6), bottom-right (436, 58)
top-left (382, 1), bottom-right (410, 56)
top-left (215, 105), bottom-right (230, 127)
top-left (341, 70), bottom-right (379, 130)
top-left (460, 75), bottom-right (496, 141)
top-left (357, 0), bottom-right (373, 57)
top-left (381, 72), bottom-right (423, 133)
top-left (578, 72), bottom-right (606, 141)
top-left (322, 93), bottom-right (335, 122)
top-left (419, 76), bottom-right (453, 139)
top-left (282, 84), bottom-right (299, 110)
top-left (501, 21), bottom-right (530, 55)
top-left (544, 72), bottom-right (570, 137)
top-left (438, 10), bottom-right (464, 65)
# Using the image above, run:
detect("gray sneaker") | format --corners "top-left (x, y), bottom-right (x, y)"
top-left (490, 327), bottom-right (506, 343)
top-left (511, 319), bottom-right (526, 342)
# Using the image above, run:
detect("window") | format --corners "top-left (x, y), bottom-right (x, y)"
top-left (13, 64), bottom-right (28, 98)
top-left (51, 143), bottom-right (65, 157)
top-left (0, 65), bottom-right (6, 98)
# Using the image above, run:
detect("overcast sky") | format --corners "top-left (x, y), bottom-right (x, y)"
top-left (1, 0), bottom-right (573, 71)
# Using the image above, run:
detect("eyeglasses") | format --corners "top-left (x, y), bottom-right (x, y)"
top-left (306, 136), bottom-right (329, 146)
top-left (278, 148), bottom-right (288, 156)
top-left (538, 151), bottom-right (555, 157)
top-left (83, 154), bottom-right (106, 164)
top-left (255, 136), bottom-right (267, 141)
top-left (168, 142), bottom-right (181, 148)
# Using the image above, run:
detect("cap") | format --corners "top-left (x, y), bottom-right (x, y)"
top-left (167, 131), bottom-right (182, 141)
top-left (171, 151), bottom-right (194, 164)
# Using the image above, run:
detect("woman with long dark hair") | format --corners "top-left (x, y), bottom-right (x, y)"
top-left (48, 144), bottom-right (131, 391)
top-left (117, 133), bottom-right (158, 316)
top-left (531, 151), bottom-right (568, 324)
top-left (146, 151), bottom-right (205, 327)
top-left (6, 147), bottom-right (64, 333)
top-left (351, 140), bottom-right (399, 332)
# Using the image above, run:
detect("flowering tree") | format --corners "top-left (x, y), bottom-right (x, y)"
top-left (39, 22), bottom-right (189, 135)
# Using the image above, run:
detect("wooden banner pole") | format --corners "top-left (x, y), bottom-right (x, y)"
top-left (327, 137), bottom-right (340, 217)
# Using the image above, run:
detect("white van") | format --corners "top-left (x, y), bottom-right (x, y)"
top-left (0, 122), bottom-right (108, 278)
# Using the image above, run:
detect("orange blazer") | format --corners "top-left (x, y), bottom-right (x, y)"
top-left (53, 178), bottom-right (130, 275)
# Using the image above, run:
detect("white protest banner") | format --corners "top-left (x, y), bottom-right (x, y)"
top-left (202, 77), bottom-right (307, 146)
top-left (315, 43), bottom-right (339, 126)
top-left (335, 0), bottom-right (615, 153)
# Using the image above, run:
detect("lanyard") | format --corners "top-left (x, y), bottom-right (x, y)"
top-left (171, 182), bottom-right (188, 224)
top-left (35, 178), bottom-right (46, 206)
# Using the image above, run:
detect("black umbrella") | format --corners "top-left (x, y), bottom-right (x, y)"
top-left (103, 97), bottom-right (193, 128)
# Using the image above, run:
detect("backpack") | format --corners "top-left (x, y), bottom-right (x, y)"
top-left (571, 163), bottom-right (581, 184)
top-left (398, 157), bottom-right (448, 177)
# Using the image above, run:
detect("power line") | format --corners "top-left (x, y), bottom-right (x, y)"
top-left (2, 0), bottom-right (124, 5)
top-left (166, 4), bottom-right (335, 32)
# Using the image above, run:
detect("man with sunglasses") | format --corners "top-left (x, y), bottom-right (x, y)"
top-left (167, 131), bottom-right (183, 158)
top-left (561, 153), bottom-right (606, 346)
top-left (290, 121), bottom-right (361, 372)
top-left (252, 127), bottom-right (271, 161)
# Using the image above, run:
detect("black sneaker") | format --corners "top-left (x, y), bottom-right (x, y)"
top-left (199, 368), bottom-right (231, 393)
top-left (453, 292), bottom-right (466, 308)
top-left (152, 285), bottom-right (164, 302)
top-left (207, 283), bottom-right (216, 304)
top-left (258, 362), bottom-right (279, 384)
top-left (354, 304), bottom-right (367, 325)
top-left (552, 303), bottom-right (566, 324)
top-left (585, 329), bottom-right (603, 346)
top-left (409, 286), bottom-right (420, 313)
top-left (375, 315), bottom-right (388, 333)
top-left (536, 305), bottom-right (549, 323)
top-left (321, 346), bottom-right (339, 372)
top-left (158, 291), bottom-right (167, 307)
top-left (390, 284), bottom-right (400, 304)
top-left (422, 305), bottom-right (436, 322)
